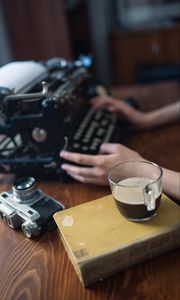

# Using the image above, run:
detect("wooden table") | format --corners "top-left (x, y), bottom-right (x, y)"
top-left (0, 81), bottom-right (180, 300)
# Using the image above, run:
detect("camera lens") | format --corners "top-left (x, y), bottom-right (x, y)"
top-left (12, 177), bottom-right (39, 203)
top-left (13, 177), bottom-right (36, 191)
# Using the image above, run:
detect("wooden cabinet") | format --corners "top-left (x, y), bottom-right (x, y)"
top-left (110, 25), bottom-right (180, 84)
top-left (3, 0), bottom-right (72, 61)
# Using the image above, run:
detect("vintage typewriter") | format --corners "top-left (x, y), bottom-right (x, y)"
top-left (0, 56), bottom-right (137, 180)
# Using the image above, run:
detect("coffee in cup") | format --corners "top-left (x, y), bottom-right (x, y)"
top-left (108, 161), bottom-right (163, 222)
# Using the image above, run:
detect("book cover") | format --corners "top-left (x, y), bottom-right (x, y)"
top-left (53, 194), bottom-right (180, 287)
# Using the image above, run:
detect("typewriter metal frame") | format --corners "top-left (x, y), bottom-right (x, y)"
top-left (0, 57), bottom-right (119, 180)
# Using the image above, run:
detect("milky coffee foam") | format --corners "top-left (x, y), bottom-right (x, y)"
top-left (113, 177), bottom-right (160, 205)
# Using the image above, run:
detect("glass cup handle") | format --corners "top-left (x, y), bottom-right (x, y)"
top-left (144, 186), bottom-right (156, 211)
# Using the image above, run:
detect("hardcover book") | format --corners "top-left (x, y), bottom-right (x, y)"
top-left (53, 194), bottom-right (180, 287)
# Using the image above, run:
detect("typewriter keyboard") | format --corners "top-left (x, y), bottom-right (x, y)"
top-left (71, 108), bottom-right (118, 154)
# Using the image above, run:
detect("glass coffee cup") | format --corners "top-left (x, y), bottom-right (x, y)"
top-left (108, 161), bottom-right (163, 222)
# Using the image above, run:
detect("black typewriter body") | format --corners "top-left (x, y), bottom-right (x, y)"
top-left (0, 57), bottom-right (135, 180)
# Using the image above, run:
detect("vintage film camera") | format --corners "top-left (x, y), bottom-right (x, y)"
top-left (0, 56), bottom-right (137, 180)
top-left (0, 176), bottom-right (64, 238)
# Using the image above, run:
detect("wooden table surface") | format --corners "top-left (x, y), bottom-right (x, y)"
top-left (0, 81), bottom-right (180, 300)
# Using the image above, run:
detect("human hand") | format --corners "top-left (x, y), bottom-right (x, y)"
top-left (90, 95), bottom-right (124, 113)
top-left (60, 143), bottom-right (142, 185)
top-left (91, 95), bottom-right (148, 128)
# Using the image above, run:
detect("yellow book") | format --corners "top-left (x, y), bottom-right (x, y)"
top-left (53, 194), bottom-right (180, 287)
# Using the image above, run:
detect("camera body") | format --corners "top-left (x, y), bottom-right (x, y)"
top-left (0, 177), bottom-right (64, 238)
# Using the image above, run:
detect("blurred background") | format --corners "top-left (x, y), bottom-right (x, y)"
top-left (0, 0), bottom-right (180, 86)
